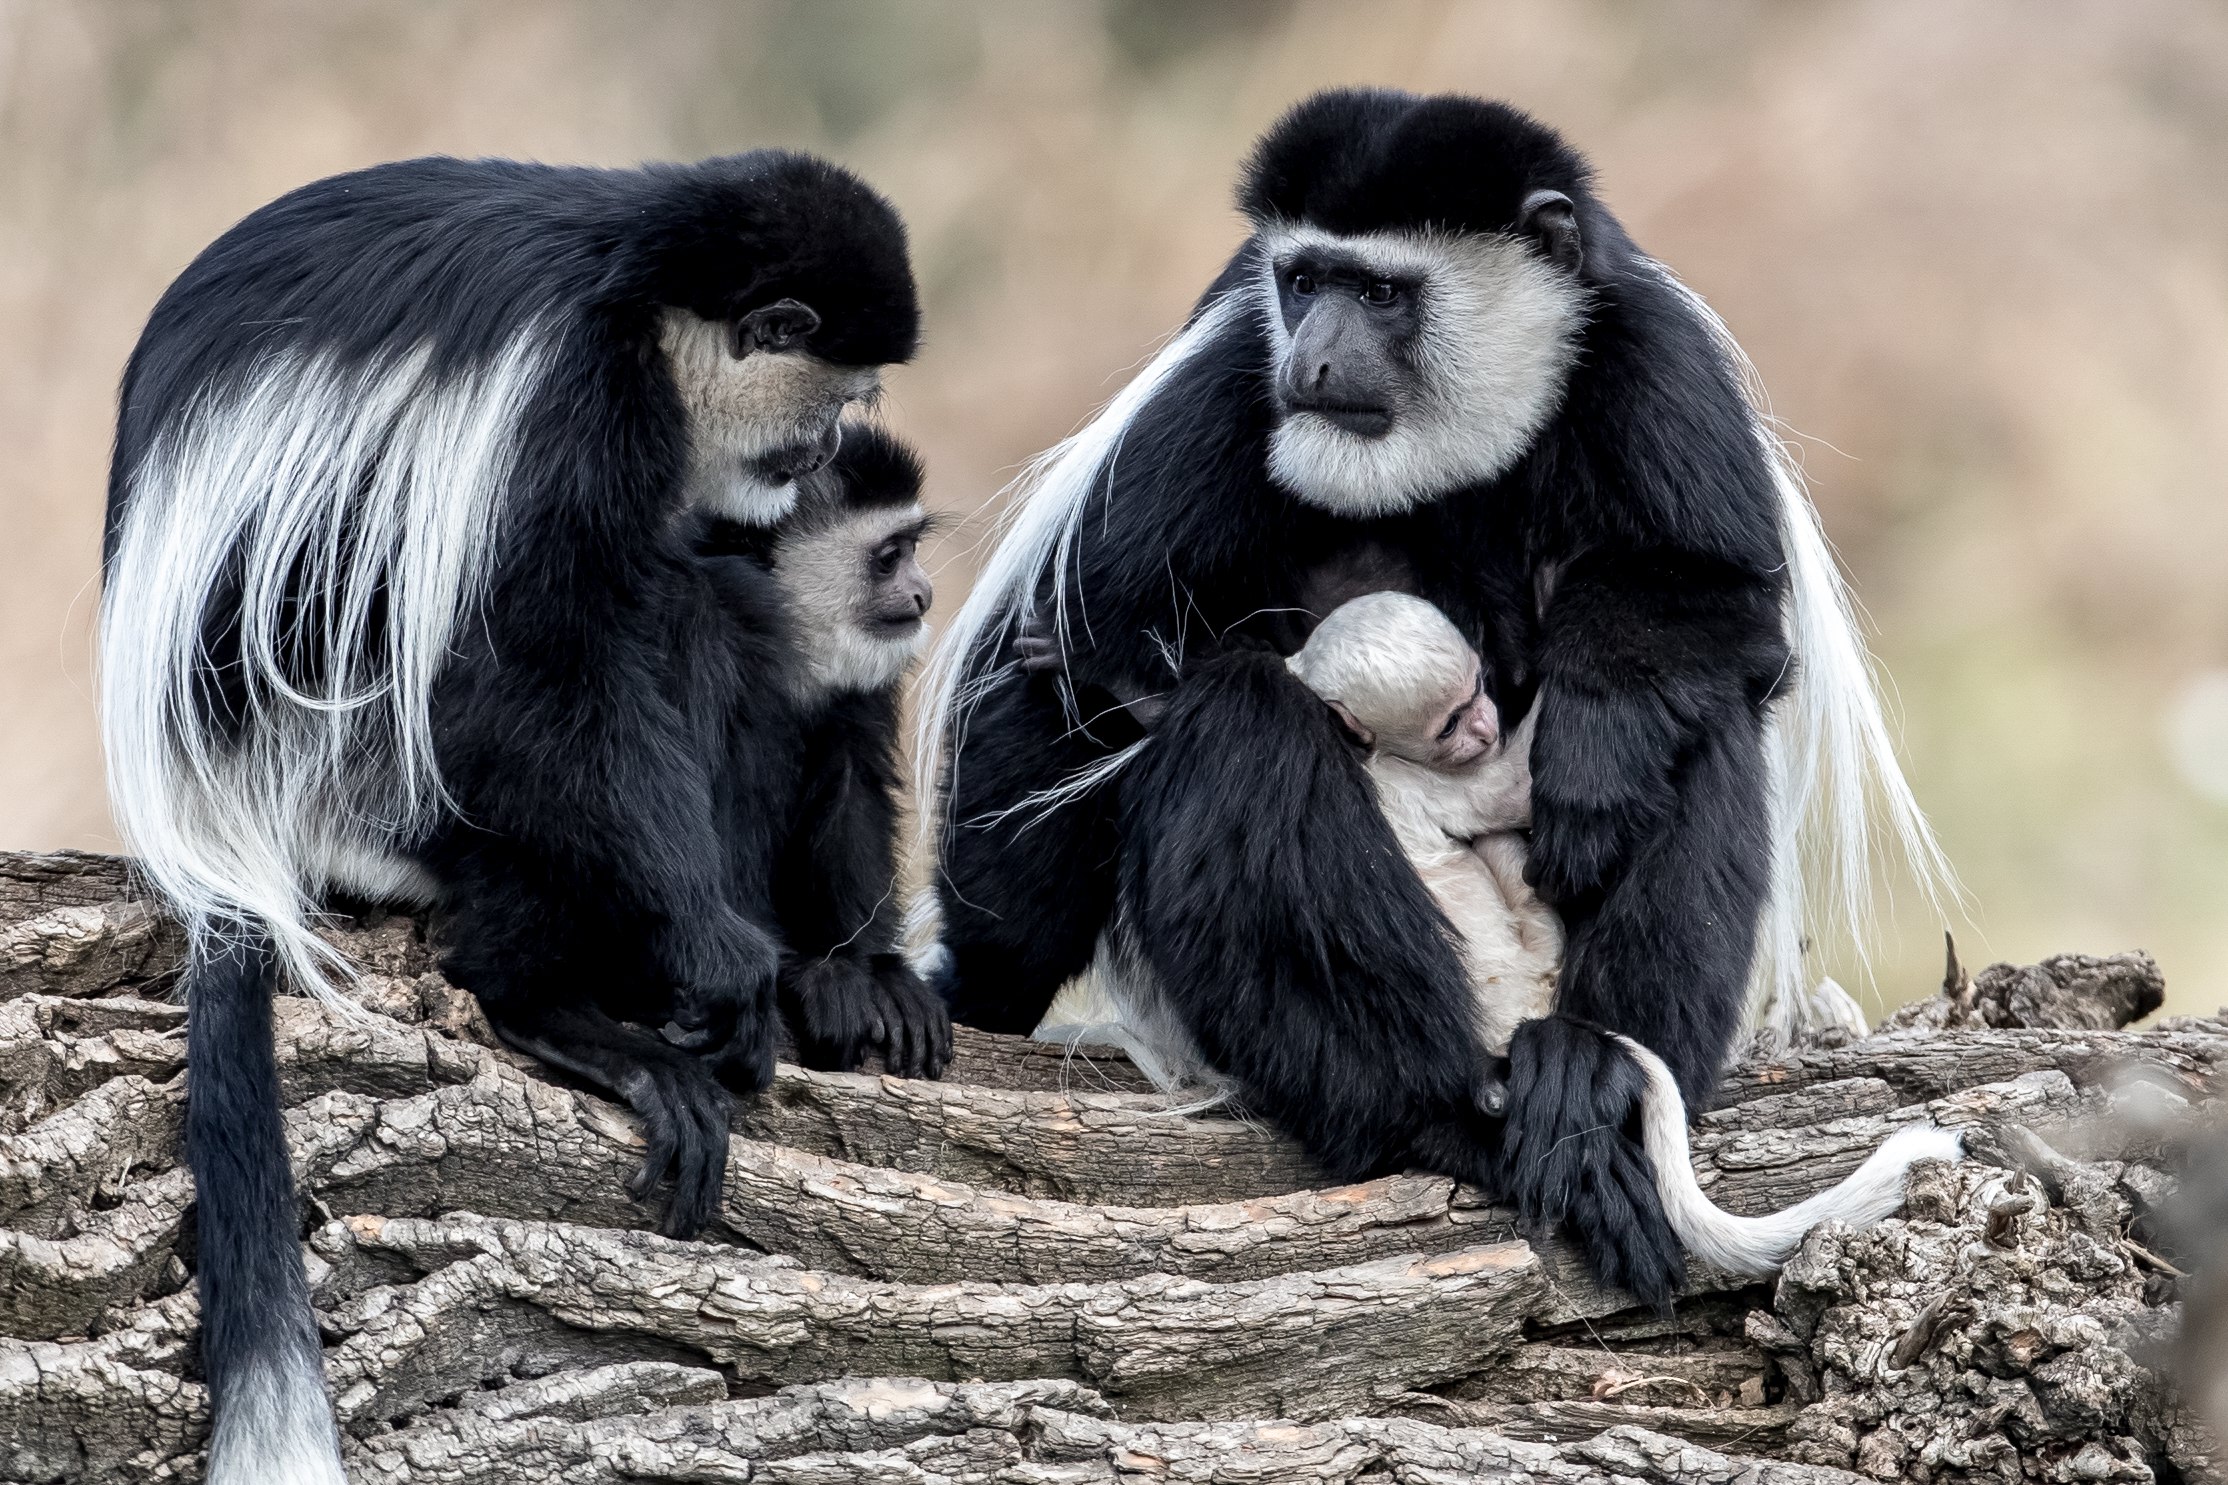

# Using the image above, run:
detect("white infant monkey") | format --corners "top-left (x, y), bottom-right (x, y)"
top-left (1287, 593), bottom-right (1958, 1279)
top-left (1286, 592), bottom-right (1558, 1078)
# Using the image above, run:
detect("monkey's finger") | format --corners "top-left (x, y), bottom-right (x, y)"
top-left (1012, 633), bottom-right (1060, 673)
top-left (660, 1076), bottom-right (732, 1240)
top-left (626, 1081), bottom-right (681, 1202)
top-left (926, 995), bottom-right (953, 1078)
top-left (887, 1001), bottom-right (920, 1079)
top-left (661, 1018), bottom-right (716, 1051)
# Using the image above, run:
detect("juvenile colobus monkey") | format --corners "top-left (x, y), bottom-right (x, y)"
top-left (721, 422), bottom-right (951, 1075)
top-left (100, 154), bottom-right (918, 1484)
top-left (1288, 594), bottom-right (1960, 1277)
top-left (920, 90), bottom-right (1949, 1303)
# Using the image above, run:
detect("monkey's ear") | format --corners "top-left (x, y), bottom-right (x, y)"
top-left (1325, 699), bottom-right (1374, 751)
top-left (1518, 190), bottom-right (1581, 273)
top-left (731, 298), bottom-right (822, 357)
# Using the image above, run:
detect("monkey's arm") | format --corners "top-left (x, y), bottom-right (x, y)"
top-left (1011, 603), bottom-right (1170, 730)
top-left (1525, 548), bottom-right (1787, 1104)
top-left (438, 649), bottom-right (779, 1031)
top-left (430, 651), bottom-right (773, 1237)
top-left (1489, 550), bottom-right (1776, 1302)
top-left (773, 697), bottom-right (951, 1079)
top-left (1115, 652), bottom-right (1669, 1254)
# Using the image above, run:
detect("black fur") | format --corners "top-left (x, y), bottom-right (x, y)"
top-left (183, 924), bottom-right (340, 1460)
top-left (773, 683), bottom-right (949, 1078)
top-left (106, 150), bottom-right (918, 1467)
top-left (791, 419), bottom-right (926, 528)
top-left (1118, 647), bottom-right (1499, 1181)
top-left (935, 90), bottom-right (1789, 1304)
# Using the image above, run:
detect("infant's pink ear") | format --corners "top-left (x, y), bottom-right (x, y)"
top-left (1326, 698), bottom-right (1374, 750)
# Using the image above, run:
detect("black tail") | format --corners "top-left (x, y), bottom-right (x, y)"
top-left (185, 922), bottom-right (347, 1484)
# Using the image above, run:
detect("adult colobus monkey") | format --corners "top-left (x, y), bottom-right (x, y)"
top-left (918, 91), bottom-right (1946, 1302)
top-left (100, 153), bottom-right (917, 1485)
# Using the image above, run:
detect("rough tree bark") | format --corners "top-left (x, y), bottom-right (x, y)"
top-left (0, 850), bottom-right (2214, 1484)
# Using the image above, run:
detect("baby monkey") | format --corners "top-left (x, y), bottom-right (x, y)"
top-left (1288, 593), bottom-right (1958, 1278)
top-left (1287, 592), bottom-right (1557, 1102)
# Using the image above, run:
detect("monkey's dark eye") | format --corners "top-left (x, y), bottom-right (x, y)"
top-left (1289, 271), bottom-right (1317, 296)
top-left (873, 544), bottom-right (904, 578)
top-left (1437, 702), bottom-right (1466, 742)
top-left (1362, 280), bottom-right (1399, 306)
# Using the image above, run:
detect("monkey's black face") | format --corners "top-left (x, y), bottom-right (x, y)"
top-left (865, 523), bottom-right (934, 636)
top-left (1273, 253), bottom-right (1423, 439)
top-left (775, 499), bottom-right (936, 698)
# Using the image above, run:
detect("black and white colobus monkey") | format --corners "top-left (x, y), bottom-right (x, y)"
top-left (918, 91), bottom-right (1945, 1302)
top-left (100, 154), bottom-right (917, 1484)
top-left (1286, 593), bottom-right (1961, 1277)
top-left (721, 422), bottom-right (951, 1076)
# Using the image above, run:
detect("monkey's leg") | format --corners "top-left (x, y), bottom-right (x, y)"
top-left (1116, 650), bottom-right (1505, 1191)
top-left (933, 671), bottom-right (1123, 1035)
top-left (437, 881), bottom-right (735, 1239)
top-left (1507, 561), bottom-right (1781, 1304)
top-left (768, 701), bottom-right (951, 1079)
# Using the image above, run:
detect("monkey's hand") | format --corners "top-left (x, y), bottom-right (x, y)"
top-left (1012, 603), bottom-right (1169, 729)
top-left (1500, 1015), bottom-right (1685, 1306)
top-left (1476, 1053), bottom-right (1513, 1119)
top-left (657, 908), bottom-right (779, 1093)
top-left (1011, 603), bottom-right (1061, 675)
top-left (779, 952), bottom-right (953, 1079)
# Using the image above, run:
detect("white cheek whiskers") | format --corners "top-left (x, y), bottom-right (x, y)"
top-left (659, 308), bottom-right (879, 524)
top-left (794, 619), bottom-right (931, 701)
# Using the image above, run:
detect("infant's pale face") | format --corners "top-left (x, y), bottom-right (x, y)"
top-left (1385, 657), bottom-right (1499, 770)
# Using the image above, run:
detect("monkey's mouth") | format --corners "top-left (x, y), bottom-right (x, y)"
top-left (744, 423), bottom-right (842, 485)
top-left (869, 615), bottom-right (927, 642)
top-left (1285, 397), bottom-right (1394, 439)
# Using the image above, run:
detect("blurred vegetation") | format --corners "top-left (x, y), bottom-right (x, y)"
top-left (2, 0), bottom-right (2223, 1014)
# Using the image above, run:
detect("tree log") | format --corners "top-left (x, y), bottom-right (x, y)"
top-left (0, 851), bottom-right (2214, 1484)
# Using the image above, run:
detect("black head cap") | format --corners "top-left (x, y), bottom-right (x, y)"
top-left (635, 150), bottom-right (920, 367)
top-left (826, 421), bottom-right (923, 510)
top-left (790, 420), bottom-right (925, 530)
top-left (1239, 89), bottom-right (1594, 241)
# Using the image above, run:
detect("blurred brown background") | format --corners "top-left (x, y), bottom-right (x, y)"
top-left (3, 0), bottom-right (2224, 1014)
